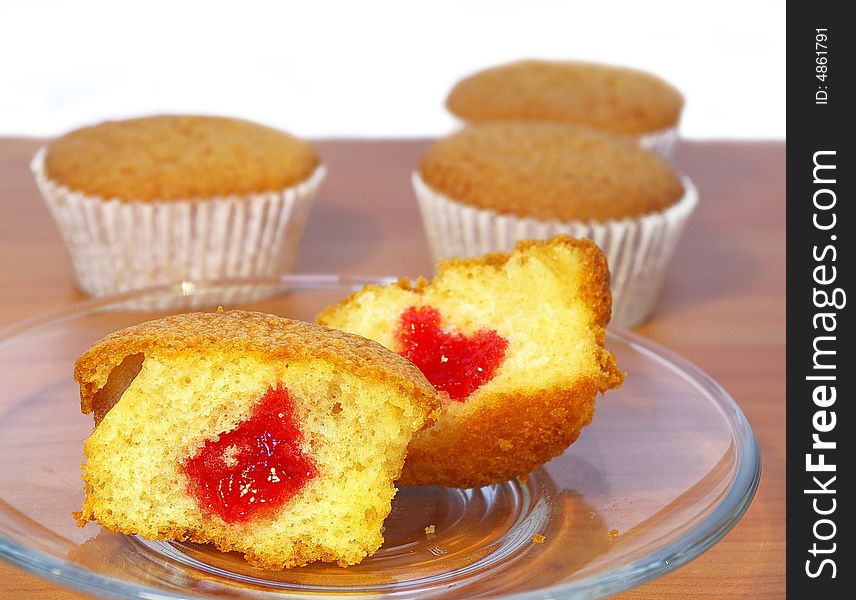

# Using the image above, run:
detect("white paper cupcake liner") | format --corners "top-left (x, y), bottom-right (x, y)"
top-left (638, 126), bottom-right (679, 160)
top-left (32, 148), bottom-right (325, 308)
top-left (413, 173), bottom-right (698, 327)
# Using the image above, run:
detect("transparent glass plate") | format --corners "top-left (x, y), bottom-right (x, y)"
top-left (0, 276), bottom-right (760, 599)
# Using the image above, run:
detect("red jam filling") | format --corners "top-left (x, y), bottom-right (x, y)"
top-left (182, 384), bottom-right (317, 524)
top-left (395, 305), bottom-right (508, 401)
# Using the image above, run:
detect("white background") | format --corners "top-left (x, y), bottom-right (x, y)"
top-left (1, 0), bottom-right (785, 140)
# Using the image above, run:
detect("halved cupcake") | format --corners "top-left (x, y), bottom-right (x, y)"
top-left (318, 236), bottom-right (624, 488)
top-left (74, 310), bottom-right (440, 569)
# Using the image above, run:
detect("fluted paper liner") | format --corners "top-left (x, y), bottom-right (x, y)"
top-left (413, 173), bottom-right (698, 327)
top-left (638, 127), bottom-right (679, 160)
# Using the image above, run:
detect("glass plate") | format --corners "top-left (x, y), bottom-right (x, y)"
top-left (0, 276), bottom-right (760, 599)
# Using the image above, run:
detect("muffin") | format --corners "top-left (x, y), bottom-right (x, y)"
top-left (446, 59), bottom-right (684, 157)
top-left (74, 310), bottom-right (440, 569)
top-left (413, 122), bottom-right (698, 327)
top-left (32, 115), bottom-right (325, 301)
top-left (318, 236), bottom-right (624, 488)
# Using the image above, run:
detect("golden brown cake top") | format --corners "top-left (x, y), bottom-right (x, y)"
top-left (419, 123), bottom-right (685, 221)
top-left (446, 60), bottom-right (683, 134)
top-left (74, 310), bottom-right (440, 422)
top-left (44, 115), bottom-right (320, 201)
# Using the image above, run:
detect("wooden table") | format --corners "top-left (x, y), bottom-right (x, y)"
top-left (0, 137), bottom-right (784, 598)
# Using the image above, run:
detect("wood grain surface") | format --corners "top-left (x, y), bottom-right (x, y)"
top-left (0, 137), bottom-right (785, 598)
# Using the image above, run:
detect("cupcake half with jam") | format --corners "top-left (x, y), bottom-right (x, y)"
top-left (74, 310), bottom-right (440, 568)
top-left (32, 115), bottom-right (325, 302)
top-left (413, 122), bottom-right (698, 327)
top-left (318, 236), bottom-right (624, 488)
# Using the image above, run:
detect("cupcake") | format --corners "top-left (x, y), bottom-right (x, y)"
top-left (413, 123), bottom-right (698, 327)
top-left (74, 310), bottom-right (440, 568)
top-left (32, 115), bottom-right (325, 301)
top-left (446, 60), bottom-right (684, 158)
top-left (317, 236), bottom-right (623, 488)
